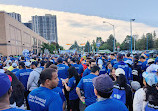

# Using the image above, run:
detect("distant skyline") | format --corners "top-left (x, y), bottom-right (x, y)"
top-left (0, 0), bottom-right (158, 27)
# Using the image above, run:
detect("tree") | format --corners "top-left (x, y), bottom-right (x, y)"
top-left (84, 41), bottom-right (91, 52)
top-left (92, 40), bottom-right (97, 52)
top-left (69, 41), bottom-right (80, 50)
top-left (146, 33), bottom-right (154, 49)
top-left (136, 34), bottom-right (146, 50)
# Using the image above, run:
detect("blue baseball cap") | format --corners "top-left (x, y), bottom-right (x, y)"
top-left (0, 73), bottom-right (11, 97)
top-left (142, 72), bottom-right (158, 86)
top-left (145, 53), bottom-right (149, 58)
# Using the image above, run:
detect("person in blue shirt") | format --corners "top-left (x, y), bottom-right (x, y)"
top-left (40, 60), bottom-right (45, 70)
top-left (110, 53), bottom-right (117, 66)
top-left (105, 62), bottom-right (112, 75)
top-left (140, 56), bottom-right (148, 72)
top-left (70, 58), bottom-right (80, 73)
top-left (28, 68), bottom-right (63, 111)
top-left (11, 63), bottom-right (19, 74)
top-left (57, 57), bottom-right (69, 80)
top-left (24, 62), bottom-right (33, 110)
top-left (85, 74), bottom-right (128, 111)
top-left (76, 65), bottom-right (100, 106)
top-left (111, 68), bottom-right (133, 111)
top-left (154, 53), bottom-right (158, 65)
top-left (113, 54), bottom-right (130, 81)
top-left (48, 64), bottom-right (66, 110)
top-left (15, 62), bottom-right (28, 90)
top-left (64, 66), bottom-right (80, 111)
top-left (0, 73), bottom-right (29, 111)
top-left (82, 59), bottom-right (96, 77)
top-left (124, 53), bottom-right (133, 62)
top-left (99, 65), bottom-right (107, 75)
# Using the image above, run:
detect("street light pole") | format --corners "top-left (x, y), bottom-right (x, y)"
top-left (130, 19), bottom-right (135, 54)
top-left (103, 21), bottom-right (116, 52)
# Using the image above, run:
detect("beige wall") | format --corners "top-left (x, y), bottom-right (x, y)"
top-left (0, 12), bottom-right (48, 56)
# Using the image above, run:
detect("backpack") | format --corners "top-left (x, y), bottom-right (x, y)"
top-left (111, 85), bottom-right (126, 104)
top-left (145, 103), bottom-right (158, 111)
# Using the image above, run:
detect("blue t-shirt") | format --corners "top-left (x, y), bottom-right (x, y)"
top-left (52, 87), bottom-right (66, 103)
top-left (28, 87), bottom-right (63, 111)
top-left (57, 64), bottom-right (69, 79)
top-left (77, 74), bottom-right (97, 106)
top-left (68, 77), bottom-right (78, 100)
top-left (2, 108), bottom-right (29, 111)
top-left (99, 65), bottom-right (107, 75)
top-left (11, 68), bottom-right (19, 74)
top-left (113, 61), bottom-right (129, 80)
top-left (78, 64), bottom-right (83, 74)
top-left (111, 59), bottom-right (118, 66)
top-left (85, 98), bottom-right (128, 111)
top-left (71, 63), bottom-right (80, 73)
top-left (142, 61), bottom-right (148, 71)
top-left (82, 68), bottom-right (91, 77)
top-left (57, 77), bottom-right (64, 89)
top-left (16, 69), bottom-right (32, 90)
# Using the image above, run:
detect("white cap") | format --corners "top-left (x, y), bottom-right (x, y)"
top-left (12, 63), bottom-right (17, 67)
top-left (115, 68), bottom-right (125, 76)
top-left (147, 59), bottom-right (154, 64)
top-left (25, 62), bottom-right (31, 67)
top-left (132, 70), bottom-right (138, 76)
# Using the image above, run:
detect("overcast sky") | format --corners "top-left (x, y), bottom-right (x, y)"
top-left (0, 0), bottom-right (158, 27)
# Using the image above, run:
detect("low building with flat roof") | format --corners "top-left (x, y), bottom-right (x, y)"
top-left (0, 11), bottom-right (48, 56)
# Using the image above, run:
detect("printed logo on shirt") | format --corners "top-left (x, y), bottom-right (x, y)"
top-left (83, 78), bottom-right (93, 83)
top-left (20, 72), bottom-right (31, 76)
top-left (28, 94), bottom-right (46, 107)
top-left (58, 67), bottom-right (65, 70)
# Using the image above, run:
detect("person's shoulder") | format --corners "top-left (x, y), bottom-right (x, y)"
top-left (85, 102), bottom-right (99, 111)
top-left (109, 99), bottom-right (128, 109)
top-left (2, 108), bottom-right (30, 111)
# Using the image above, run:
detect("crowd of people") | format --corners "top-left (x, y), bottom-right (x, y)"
top-left (0, 51), bottom-right (158, 111)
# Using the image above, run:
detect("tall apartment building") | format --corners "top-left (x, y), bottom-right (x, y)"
top-left (32, 14), bottom-right (58, 43)
top-left (7, 12), bottom-right (21, 22)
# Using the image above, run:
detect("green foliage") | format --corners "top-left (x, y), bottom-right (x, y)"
top-left (84, 41), bottom-right (91, 52)
top-left (99, 34), bottom-right (115, 51)
top-left (41, 43), bottom-right (64, 54)
top-left (69, 41), bottom-right (80, 50)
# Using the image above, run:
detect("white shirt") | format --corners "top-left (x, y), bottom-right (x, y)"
top-left (133, 88), bottom-right (147, 111)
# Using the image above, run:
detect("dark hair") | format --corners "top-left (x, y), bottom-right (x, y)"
top-left (116, 74), bottom-right (127, 88)
top-left (31, 61), bottom-right (38, 67)
top-left (40, 60), bottom-right (45, 66)
top-left (148, 61), bottom-right (155, 65)
top-left (127, 53), bottom-right (131, 57)
top-left (21, 56), bottom-right (25, 60)
top-left (49, 64), bottom-right (57, 70)
top-left (45, 61), bottom-right (53, 68)
top-left (89, 59), bottom-right (96, 65)
top-left (106, 62), bottom-right (111, 69)
top-left (68, 66), bottom-right (80, 84)
top-left (19, 62), bottom-right (25, 69)
top-left (145, 85), bottom-right (158, 106)
top-left (140, 56), bottom-right (145, 59)
top-left (91, 65), bottom-right (100, 73)
top-left (5, 71), bottom-right (25, 107)
top-left (40, 68), bottom-right (57, 85)
top-left (71, 58), bottom-right (76, 63)
top-left (97, 90), bottom-right (112, 98)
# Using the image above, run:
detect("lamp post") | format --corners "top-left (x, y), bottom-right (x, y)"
top-left (103, 21), bottom-right (116, 52)
top-left (130, 19), bottom-right (135, 53)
